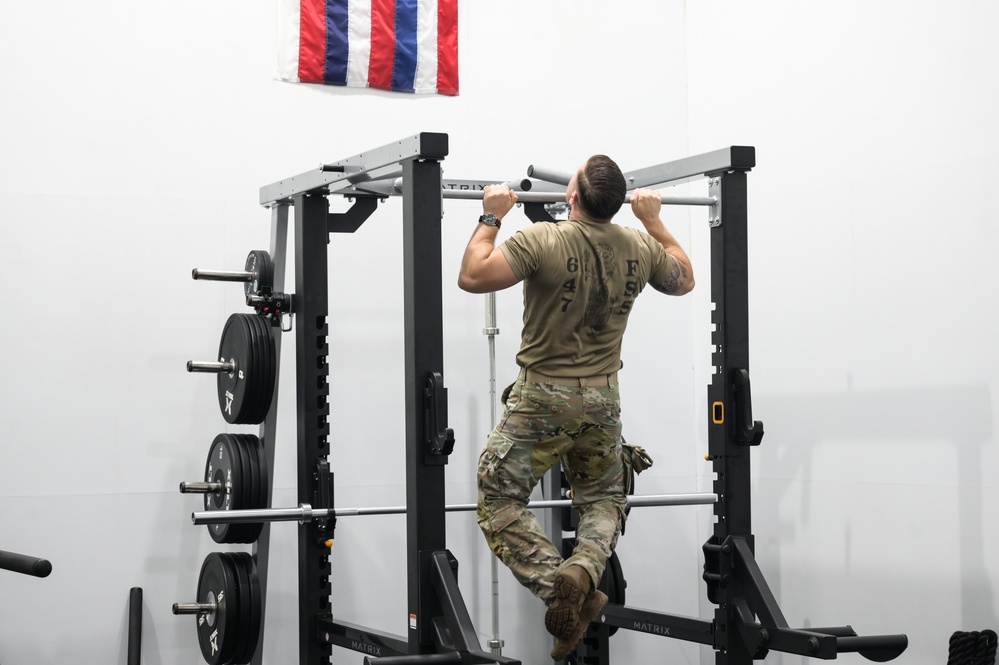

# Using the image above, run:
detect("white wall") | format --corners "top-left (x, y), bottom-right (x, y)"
top-left (685, 2), bottom-right (999, 663)
top-left (0, 1), bottom-right (995, 665)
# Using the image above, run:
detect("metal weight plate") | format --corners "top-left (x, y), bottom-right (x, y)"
top-left (234, 435), bottom-right (264, 543)
top-left (229, 552), bottom-right (262, 664)
top-left (204, 434), bottom-right (243, 545)
top-left (254, 315), bottom-right (276, 419)
top-left (196, 553), bottom-right (238, 665)
top-left (222, 314), bottom-right (274, 426)
top-left (240, 316), bottom-right (261, 426)
top-left (229, 433), bottom-right (254, 544)
top-left (246, 314), bottom-right (275, 422)
top-left (245, 434), bottom-right (269, 510)
top-left (239, 434), bottom-right (269, 531)
top-left (220, 553), bottom-right (250, 665)
top-left (216, 314), bottom-right (254, 424)
top-left (231, 435), bottom-right (259, 544)
top-left (246, 315), bottom-right (275, 423)
top-left (243, 250), bottom-right (274, 301)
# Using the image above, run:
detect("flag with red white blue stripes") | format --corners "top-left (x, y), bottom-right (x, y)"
top-left (277, 0), bottom-right (458, 95)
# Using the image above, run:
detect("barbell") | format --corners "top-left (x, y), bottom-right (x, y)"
top-left (191, 492), bottom-right (717, 526)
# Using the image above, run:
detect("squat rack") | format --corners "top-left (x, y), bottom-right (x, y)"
top-left (258, 133), bottom-right (524, 665)
top-left (248, 132), bottom-right (907, 664)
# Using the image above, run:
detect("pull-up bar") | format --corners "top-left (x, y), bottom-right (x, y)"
top-left (523, 164), bottom-right (717, 206)
top-left (385, 178), bottom-right (715, 206)
top-left (443, 188), bottom-right (716, 207)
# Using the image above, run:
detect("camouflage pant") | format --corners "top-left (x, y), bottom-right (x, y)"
top-left (476, 372), bottom-right (627, 604)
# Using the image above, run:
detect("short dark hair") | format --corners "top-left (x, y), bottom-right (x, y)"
top-left (576, 155), bottom-right (626, 221)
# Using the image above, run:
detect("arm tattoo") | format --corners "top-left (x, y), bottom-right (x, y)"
top-left (652, 261), bottom-right (688, 295)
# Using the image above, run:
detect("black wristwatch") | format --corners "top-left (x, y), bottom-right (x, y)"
top-left (478, 213), bottom-right (501, 229)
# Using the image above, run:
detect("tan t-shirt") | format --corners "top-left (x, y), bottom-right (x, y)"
top-left (498, 219), bottom-right (676, 377)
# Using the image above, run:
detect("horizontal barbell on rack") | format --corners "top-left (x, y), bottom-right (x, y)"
top-left (192, 493), bottom-right (717, 526)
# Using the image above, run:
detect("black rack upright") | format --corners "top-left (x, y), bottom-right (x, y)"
top-left (259, 133), bottom-right (520, 665)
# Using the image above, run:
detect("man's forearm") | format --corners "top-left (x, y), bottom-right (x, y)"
top-left (644, 219), bottom-right (694, 281)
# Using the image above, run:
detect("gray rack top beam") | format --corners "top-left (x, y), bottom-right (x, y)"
top-left (261, 138), bottom-right (753, 206)
top-left (624, 145), bottom-right (755, 189)
top-left (258, 132), bottom-right (448, 206)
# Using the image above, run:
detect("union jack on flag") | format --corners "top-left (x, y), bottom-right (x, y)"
top-left (277, 0), bottom-right (459, 95)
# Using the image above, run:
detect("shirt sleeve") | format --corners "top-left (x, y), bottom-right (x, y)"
top-left (498, 223), bottom-right (552, 281)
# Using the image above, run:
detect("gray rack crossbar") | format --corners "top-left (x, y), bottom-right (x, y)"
top-left (624, 145), bottom-right (756, 189)
top-left (259, 132), bottom-right (448, 206)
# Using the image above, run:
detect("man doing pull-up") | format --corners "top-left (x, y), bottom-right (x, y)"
top-left (458, 155), bottom-right (694, 659)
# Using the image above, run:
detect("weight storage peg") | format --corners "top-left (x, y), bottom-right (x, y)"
top-left (192, 250), bottom-right (274, 302)
top-left (180, 433), bottom-right (268, 544)
top-left (192, 250), bottom-right (291, 323)
top-left (173, 552), bottom-right (261, 665)
top-left (241, 250), bottom-right (291, 321)
top-left (187, 313), bottom-right (276, 425)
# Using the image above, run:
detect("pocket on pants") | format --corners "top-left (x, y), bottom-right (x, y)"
top-left (482, 503), bottom-right (521, 535)
top-left (478, 437), bottom-right (514, 480)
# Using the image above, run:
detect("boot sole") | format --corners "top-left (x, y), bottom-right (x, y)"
top-left (545, 573), bottom-right (590, 639)
top-left (550, 591), bottom-right (608, 660)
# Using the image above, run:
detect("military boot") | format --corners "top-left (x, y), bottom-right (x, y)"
top-left (544, 565), bottom-right (592, 639)
top-left (550, 588), bottom-right (608, 660)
